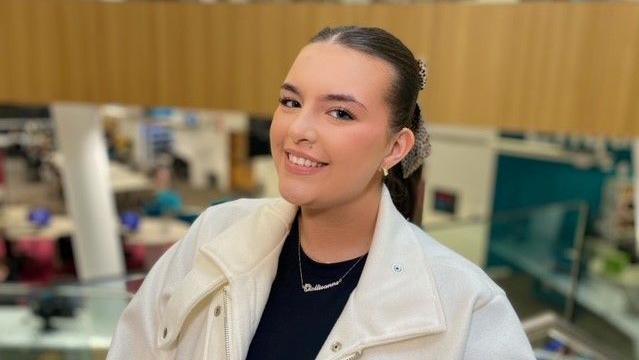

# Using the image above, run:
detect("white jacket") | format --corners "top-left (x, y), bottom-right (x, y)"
top-left (107, 187), bottom-right (535, 360)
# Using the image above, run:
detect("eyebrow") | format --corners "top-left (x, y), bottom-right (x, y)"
top-left (280, 82), bottom-right (368, 111)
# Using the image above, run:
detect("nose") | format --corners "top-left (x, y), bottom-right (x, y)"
top-left (288, 108), bottom-right (317, 147)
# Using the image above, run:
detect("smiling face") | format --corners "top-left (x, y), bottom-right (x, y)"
top-left (270, 42), bottom-right (402, 210)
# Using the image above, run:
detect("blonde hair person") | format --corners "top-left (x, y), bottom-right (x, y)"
top-left (108, 26), bottom-right (534, 359)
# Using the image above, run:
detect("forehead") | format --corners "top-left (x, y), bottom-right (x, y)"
top-left (284, 42), bottom-right (395, 104)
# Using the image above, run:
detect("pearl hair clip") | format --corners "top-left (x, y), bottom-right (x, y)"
top-left (417, 59), bottom-right (428, 91)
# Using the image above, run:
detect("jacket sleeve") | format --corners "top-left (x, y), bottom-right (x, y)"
top-left (463, 294), bottom-right (536, 360)
top-left (106, 211), bottom-right (207, 360)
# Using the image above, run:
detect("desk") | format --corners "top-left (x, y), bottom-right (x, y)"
top-left (1, 208), bottom-right (189, 273)
top-left (1, 207), bottom-right (188, 245)
top-left (123, 217), bottom-right (189, 269)
top-left (48, 153), bottom-right (152, 194)
top-left (0, 205), bottom-right (74, 240)
top-left (109, 162), bottom-right (153, 194)
top-left (124, 217), bottom-right (189, 246)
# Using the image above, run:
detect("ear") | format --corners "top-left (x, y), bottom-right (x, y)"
top-left (381, 127), bottom-right (415, 171)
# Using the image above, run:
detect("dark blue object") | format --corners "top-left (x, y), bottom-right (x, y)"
top-left (433, 190), bottom-right (457, 215)
top-left (31, 290), bottom-right (78, 332)
top-left (28, 208), bottom-right (52, 228)
top-left (545, 339), bottom-right (565, 352)
top-left (121, 211), bottom-right (141, 232)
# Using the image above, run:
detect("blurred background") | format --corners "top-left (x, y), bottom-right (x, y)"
top-left (0, 0), bottom-right (638, 359)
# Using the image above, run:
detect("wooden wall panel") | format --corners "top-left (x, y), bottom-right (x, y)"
top-left (0, 0), bottom-right (638, 136)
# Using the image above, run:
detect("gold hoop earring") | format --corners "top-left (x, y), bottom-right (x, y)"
top-left (381, 167), bottom-right (389, 177)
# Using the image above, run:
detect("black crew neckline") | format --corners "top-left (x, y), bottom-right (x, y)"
top-left (299, 244), bottom-right (368, 268)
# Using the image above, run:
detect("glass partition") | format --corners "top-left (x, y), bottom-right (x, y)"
top-left (0, 275), bottom-right (142, 359)
top-left (425, 201), bottom-right (639, 359)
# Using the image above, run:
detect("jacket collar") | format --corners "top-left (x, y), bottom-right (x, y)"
top-left (158, 186), bottom-right (446, 357)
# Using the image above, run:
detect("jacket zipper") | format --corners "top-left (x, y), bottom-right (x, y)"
top-left (223, 287), bottom-right (232, 360)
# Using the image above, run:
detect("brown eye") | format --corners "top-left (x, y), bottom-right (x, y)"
top-left (279, 97), bottom-right (301, 108)
top-left (328, 109), bottom-right (355, 121)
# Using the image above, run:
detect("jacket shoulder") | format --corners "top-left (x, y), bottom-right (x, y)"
top-left (179, 197), bottom-right (287, 252)
top-left (406, 222), bottom-right (505, 309)
top-left (147, 197), bottom-right (280, 291)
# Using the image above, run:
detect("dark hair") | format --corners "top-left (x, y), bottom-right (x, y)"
top-left (310, 26), bottom-right (425, 223)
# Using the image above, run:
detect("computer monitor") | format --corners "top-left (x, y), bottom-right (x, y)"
top-left (249, 116), bottom-right (272, 158)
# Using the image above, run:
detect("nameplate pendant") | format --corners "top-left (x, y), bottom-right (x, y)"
top-left (303, 280), bottom-right (342, 292)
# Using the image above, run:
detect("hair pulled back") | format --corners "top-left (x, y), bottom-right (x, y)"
top-left (310, 26), bottom-right (425, 222)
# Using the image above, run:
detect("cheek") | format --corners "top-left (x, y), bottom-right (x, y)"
top-left (330, 126), bottom-right (387, 172)
top-left (269, 111), bottom-right (287, 153)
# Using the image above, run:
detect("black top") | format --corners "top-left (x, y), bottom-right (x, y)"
top-left (246, 215), bottom-right (367, 360)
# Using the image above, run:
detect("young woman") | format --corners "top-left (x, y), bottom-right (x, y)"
top-left (108, 26), bottom-right (535, 359)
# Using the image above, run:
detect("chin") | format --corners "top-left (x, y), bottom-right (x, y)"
top-left (278, 181), bottom-right (317, 206)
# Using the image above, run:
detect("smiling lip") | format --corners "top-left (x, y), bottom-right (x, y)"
top-left (284, 149), bottom-right (328, 165)
top-left (283, 149), bottom-right (328, 175)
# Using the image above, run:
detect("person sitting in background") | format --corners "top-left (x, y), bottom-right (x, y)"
top-left (143, 165), bottom-right (183, 217)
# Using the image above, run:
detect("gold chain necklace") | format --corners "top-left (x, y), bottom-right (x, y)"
top-left (297, 221), bottom-right (366, 293)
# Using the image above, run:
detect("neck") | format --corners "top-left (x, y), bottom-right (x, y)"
top-left (299, 182), bottom-right (383, 263)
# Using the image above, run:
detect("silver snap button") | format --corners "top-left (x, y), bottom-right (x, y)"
top-left (163, 327), bottom-right (168, 339)
top-left (214, 305), bottom-right (222, 317)
top-left (331, 341), bottom-right (342, 352)
top-left (392, 264), bottom-right (403, 272)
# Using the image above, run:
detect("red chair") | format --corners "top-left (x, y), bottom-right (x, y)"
top-left (124, 244), bottom-right (147, 271)
top-left (0, 239), bottom-right (6, 259)
top-left (13, 238), bottom-right (56, 284)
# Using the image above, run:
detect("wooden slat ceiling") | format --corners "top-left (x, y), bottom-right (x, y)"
top-left (0, 0), bottom-right (637, 136)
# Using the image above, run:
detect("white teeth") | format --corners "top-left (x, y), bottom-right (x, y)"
top-left (287, 153), bottom-right (325, 168)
